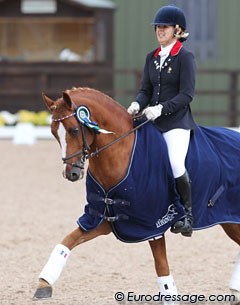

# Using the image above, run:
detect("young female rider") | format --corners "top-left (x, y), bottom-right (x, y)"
top-left (128, 5), bottom-right (197, 237)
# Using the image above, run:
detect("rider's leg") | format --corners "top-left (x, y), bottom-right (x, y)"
top-left (173, 171), bottom-right (193, 236)
top-left (162, 129), bottom-right (193, 237)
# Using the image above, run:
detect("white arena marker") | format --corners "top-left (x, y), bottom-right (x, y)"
top-left (13, 123), bottom-right (36, 145)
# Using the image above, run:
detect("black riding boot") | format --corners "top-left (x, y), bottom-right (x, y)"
top-left (171, 171), bottom-right (193, 237)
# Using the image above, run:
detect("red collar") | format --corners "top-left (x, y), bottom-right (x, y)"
top-left (154, 40), bottom-right (182, 58)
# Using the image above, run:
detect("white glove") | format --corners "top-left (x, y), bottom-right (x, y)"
top-left (127, 101), bottom-right (140, 115)
top-left (143, 104), bottom-right (163, 121)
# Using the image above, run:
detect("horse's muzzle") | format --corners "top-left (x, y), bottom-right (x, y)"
top-left (67, 167), bottom-right (84, 182)
top-left (64, 161), bottom-right (85, 182)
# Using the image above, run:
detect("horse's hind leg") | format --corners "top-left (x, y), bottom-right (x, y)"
top-left (221, 224), bottom-right (240, 245)
top-left (149, 236), bottom-right (178, 303)
top-left (221, 224), bottom-right (240, 305)
top-left (33, 220), bottom-right (111, 300)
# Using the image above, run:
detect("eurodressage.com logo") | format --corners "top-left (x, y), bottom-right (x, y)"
top-left (114, 291), bottom-right (236, 304)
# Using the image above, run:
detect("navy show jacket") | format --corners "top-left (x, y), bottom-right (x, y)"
top-left (136, 40), bottom-right (197, 132)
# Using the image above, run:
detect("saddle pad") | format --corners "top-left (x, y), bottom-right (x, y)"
top-left (77, 123), bottom-right (240, 242)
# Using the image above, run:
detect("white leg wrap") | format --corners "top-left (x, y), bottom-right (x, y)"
top-left (157, 275), bottom-right (179, 305)
top-left (39, 244), bottom-right (70, 285)
top-left (230, 253), bottom-right (240, 291)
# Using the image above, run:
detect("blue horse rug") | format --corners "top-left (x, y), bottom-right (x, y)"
top-left (77, 122), bottom-right (240, 243)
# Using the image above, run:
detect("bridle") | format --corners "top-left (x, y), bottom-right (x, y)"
top-left (52, 112), bottom-right (93, 171)
top-left (52, 110), bottom-right (150, 170)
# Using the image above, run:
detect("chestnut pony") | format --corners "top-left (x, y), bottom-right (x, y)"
top-left (33, 87), bottom-right (240, 304)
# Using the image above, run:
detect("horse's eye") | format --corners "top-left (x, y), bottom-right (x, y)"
top-left (70, 127), bottom-right (79, 136)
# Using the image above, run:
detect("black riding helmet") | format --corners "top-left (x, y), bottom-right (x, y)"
top-left (152, 5), bottom-right (186, 30)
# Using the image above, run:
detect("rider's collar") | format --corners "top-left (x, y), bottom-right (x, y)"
top-left (154, 40), bottom-right (182, 58)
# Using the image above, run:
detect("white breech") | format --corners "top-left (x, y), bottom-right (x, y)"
top-left (163, 129), bottom-right (191, 178)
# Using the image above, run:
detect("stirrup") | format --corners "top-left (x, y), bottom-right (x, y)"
top-left (171, 217), bottom-right (193, 237)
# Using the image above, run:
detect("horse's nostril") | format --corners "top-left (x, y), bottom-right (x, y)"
top-left (70, 172), bottom-right (79, 182)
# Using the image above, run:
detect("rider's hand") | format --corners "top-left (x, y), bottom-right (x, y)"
top-left (143, 104), bottom-right (163, 121)
top-left (127, 101), bottom-right (140, 116)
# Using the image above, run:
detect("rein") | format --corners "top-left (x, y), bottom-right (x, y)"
top-left (53, 111), bottom-right (150, 164)
top-left (89, 118), bottom-right (149, 158)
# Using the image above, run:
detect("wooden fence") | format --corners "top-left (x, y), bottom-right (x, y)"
top-left (112, 69), bottom-right (240, 127)
top-left (0, 66), bottom-right (240, 127)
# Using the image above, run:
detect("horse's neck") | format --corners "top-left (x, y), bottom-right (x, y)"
top-left (88, 114), bottom-right (134, 190)
top-left (73, 89), bottom-right (134, 190)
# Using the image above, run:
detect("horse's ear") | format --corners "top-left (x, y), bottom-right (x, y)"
top-left (62, 91), bottom-right (73, 109)
top-left (42, 93), bottom-right (56, 112)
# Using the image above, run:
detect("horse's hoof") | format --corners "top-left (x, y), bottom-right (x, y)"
top-left (32, 286), bottom-right (52, 300)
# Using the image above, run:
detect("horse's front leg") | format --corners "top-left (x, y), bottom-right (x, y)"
top-left (33, 220), bottom-right (111, 300)
top-left (149, 236), bottom-right (179, 304)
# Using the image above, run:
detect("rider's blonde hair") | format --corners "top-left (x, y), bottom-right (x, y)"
top-left (174, 24), bottom-right (189, 42)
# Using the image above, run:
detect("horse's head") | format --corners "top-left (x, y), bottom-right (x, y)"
top-left (43, 87), bottom-right (134, 187)
top-left (43, 90), bottom-right (96, 182)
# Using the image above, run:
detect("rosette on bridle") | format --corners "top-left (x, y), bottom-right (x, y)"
top-left (76, 106), bottom-right (114, 134)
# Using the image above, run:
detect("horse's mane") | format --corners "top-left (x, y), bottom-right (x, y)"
top-left (66, 87), bottom-right (127, 115)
